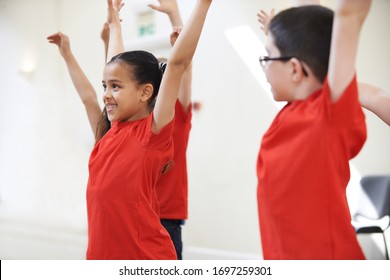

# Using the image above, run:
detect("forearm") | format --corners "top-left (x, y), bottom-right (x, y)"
top-left (328, 0), bottom-right (371, 101)
top-left (62, 53), bottom-right (102, 133)
top-left (359, 83), bottom-right (390, 126)
top-left (106, 0), bottom-right (125, 62)
top-left (106, 24), bottom-right (124, 62)
top-left (178, 63), bottom-right (193, 110)
top-left (103, 40), bottom-right (109, 63)
top-left (63, 53), bottom-right (98, 105)
top-left (168, 8), bottom-right (183, 27)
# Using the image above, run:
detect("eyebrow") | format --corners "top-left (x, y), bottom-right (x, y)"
top-left (102, 79), bottom-right (123, 84)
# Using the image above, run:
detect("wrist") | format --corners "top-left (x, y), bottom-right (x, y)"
top-left (108, 21), bottom-right (121, 29)
top-left (61, 50), bottom-right (73, 60)
top-left (169, 14), bottom-right (183, 27)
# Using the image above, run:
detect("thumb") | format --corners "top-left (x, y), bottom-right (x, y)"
top-left (148, 4), bottom-right (162, 12)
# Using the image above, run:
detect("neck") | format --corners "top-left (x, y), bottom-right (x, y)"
top-left (294, 77), bottom-right (323, 101)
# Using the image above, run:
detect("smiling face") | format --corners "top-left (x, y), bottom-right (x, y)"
top-left (102, 61), bottom-right (149, 122)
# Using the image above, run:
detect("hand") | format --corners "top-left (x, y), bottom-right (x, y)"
top-left (169, 25), bottom-right (182, 47)
top-left (47, 32), bottom-right (71, 58)
top-left (107, 0), bottom-right (125, 26)
top-left (148, 0), bottom-right (179, 15)
top-left (257, 8), bottom-right (275, 35)
top-left (100, 22), bottom-right (110, 43)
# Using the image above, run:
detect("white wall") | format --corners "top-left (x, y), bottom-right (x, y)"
top-left (0, 0), bottom-right (389, 260)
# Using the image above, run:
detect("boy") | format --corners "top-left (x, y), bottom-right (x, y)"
top-left (257, 0), bottom-right (371, 259)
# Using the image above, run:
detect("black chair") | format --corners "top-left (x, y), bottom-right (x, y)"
top-left (352, 175), bottom-right (390, 260)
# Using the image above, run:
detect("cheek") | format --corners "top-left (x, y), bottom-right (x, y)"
top-left (265, 67), bottom-right (277, 86)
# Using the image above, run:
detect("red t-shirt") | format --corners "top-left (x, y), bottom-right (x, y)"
top-left (86, 113), bottom-right (177, 260)
top-left (257, 76), bottom-right (367, 260)
top-left (156, 101), bottom-right (192, 220)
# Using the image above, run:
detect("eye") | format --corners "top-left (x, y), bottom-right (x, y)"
top-left (112, 83), bottom-right (120, 89)
top-left (102, 83), bottom-right (107, 91)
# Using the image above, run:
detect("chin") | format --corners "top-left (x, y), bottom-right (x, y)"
top-left (271, 93), bottom-right (280, 102)
top-left (272, 92), bottom-right (285, 102)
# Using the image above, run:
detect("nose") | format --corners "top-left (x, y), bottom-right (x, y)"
top-left (259, 61), bottom-right (267, 72)
top-left (102, 88), bottom-right (112, 103)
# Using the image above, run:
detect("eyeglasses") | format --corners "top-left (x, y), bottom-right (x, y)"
top-left (259, 56), bottom-right (308, 77)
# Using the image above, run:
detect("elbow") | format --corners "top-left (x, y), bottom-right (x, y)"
top-left (335, 0), bottom-right (371, 23)
top-left (167, 58), bottom-right (192, 73)
top-left (82, 94), bottom-right (99, 107)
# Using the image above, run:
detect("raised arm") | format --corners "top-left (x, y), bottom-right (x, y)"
top-left (328, 0), bottom-right (372, 102)
top-left (149, 0), bottom-right (192, 111)
top-left (359, 83), bottom-right (390, 126)
top-left (170, 26), bottom-right (193, 111)
top-left (106, 0), bottom-right (125, 62)
top-left (47, 32), bottom-right (102, 137)
top-left (152, 0), bottom-right (211, 132)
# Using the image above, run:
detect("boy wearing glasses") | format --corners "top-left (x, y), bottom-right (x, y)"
top-left (257, 0), bottom-right (371, 259)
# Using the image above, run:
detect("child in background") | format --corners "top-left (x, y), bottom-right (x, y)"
top-left (257, 0), bottom-right (371, 259)
top-left (83, 0), bottom-right (211, 259)
top-left (148, 0), bottom-right (193, 260)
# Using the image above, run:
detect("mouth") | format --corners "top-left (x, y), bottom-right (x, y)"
top-left (105, 104), bottom-right (117, 113)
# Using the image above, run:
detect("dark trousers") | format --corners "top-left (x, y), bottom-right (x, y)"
top-left (161, 219), bottom-right (183, 260)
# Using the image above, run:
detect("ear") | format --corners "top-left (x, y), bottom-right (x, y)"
top-left (140, 84), bottom-right (154, 102)
top-left (290, 58), bottom-right (306, 82)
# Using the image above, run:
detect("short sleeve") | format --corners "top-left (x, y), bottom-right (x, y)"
top-left (322, 75), bottom-right (365, 127)
top-left (141, 113), bottom-right (175, 151)
top-left (175, 100), bottom-right (192, 125)
top-left (322, 75), bottom-right (366, 158)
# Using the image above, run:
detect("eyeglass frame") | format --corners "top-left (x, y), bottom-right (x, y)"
top-left (259, 56), bottom-right (308, 77)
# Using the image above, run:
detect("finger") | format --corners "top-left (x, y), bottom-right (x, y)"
top-left (47, 36), bottom-right (59, 42)
top-left (47, 32), bottom-right (60, 39)
top-left (107, 0), bottom-right (113, 9)
top-left (114, 0), bottom-right (124, 10)
top-left (172, 25), bottom-right (182, 33)
top-left (118, 2), bottom-right (125, 12)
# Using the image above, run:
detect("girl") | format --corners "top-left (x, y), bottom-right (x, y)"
top-left (85, 0), bottom-right (212, 259)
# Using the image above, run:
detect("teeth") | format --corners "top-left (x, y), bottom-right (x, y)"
top-left (106, 104), bottom-right (116, 111)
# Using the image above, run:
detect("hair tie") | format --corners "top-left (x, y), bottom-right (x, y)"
top-left (158, 62), bottom-right (167, 73)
